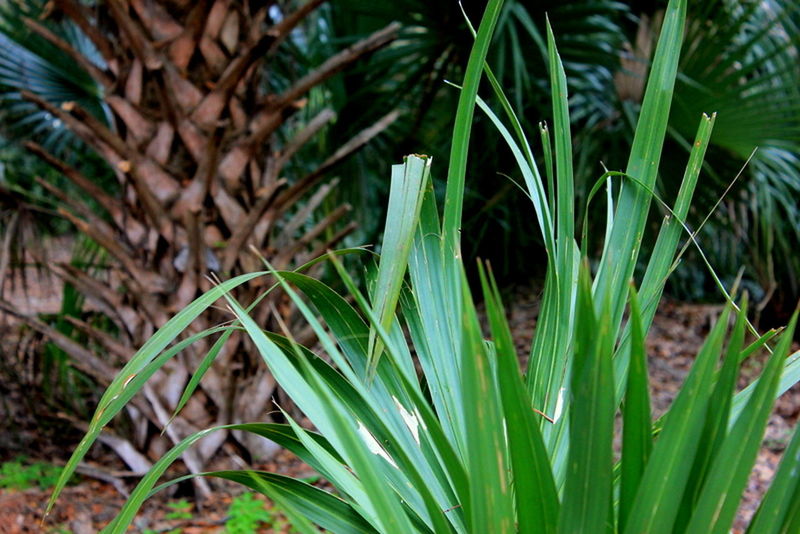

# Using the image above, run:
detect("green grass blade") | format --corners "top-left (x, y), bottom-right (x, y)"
top-left (222, 422), bottom-right (343, 476)
top-left (593, 0), bottom-right (687, 338)
top-left (673, 295), bottom-right (748, 531)
top-left (339, 256), bottom-right (471, 523)
top-left (686, 311), bottom-right (798, 534)
top-left (278, 271), bottom-right (370, 376)
top-left (281, 269), bottom-right (417, 390)
top-left (277, 240), bottom-right (467, 532)
top-left (280, 411), bottom-right (373, 519)
top-left (100, 422), bottom-right (337, 533)
top-left (474, 95), bottom-right (554, 253)
top-left (478, 262), bottom-right (559, 534)
top-left (529, 26), bottom-right (578, 463)
top-left (47, 270), bottom-right (268, 514)
top-left (368, 155), bottom-right (431, 377)
top-left (407, 180), bottom-right (469, 455)
top-left (321, 256), bottom-right (468, 533)
top-left (732, 349), bottom-right (800, 424)
top-left (164, 249), bottom-right (373, 427)
top-left (249, 257), bottom-right (463, 531)
top-left (459, 270), bottom-right (515, 533)
top-left (476, 50), bottom-right (554, 255)
top-left (219, 271), bottom-right (429, 528)
top-left (580, 170), bottom-right (627, 255)
top-left (296, 355), bottom-right (418, 533)
top-left (620, 285), bottom-right (652, 532)
top-left (613, 112), bottom-right (716, 403)
top-left (168, 327), bottom-right (234, 427)
top-left (558, 264), bottom-right (614, 534)
top-left (539, 122), bottom-right (556, 216)
top-left (623, 304), bottom-right (732, 534)
top-left (525, 276), bottom-right (557, 399)
top-left (739, 329), bottom-right (779, 364)
top-left (208, 471), bottom-right (377, 534)
top-left (546, 19), bottom-right (575, 261)
top-left (778, 490), bottom-right (800, 534)
top-left (281, 270), bottom-right (418, 422)
top-left (747, 416), bottom-right (800, 533)
top-left (243, 475), bottom-right (321, 534)
top-left (442, 0), bottom-right (504, 252)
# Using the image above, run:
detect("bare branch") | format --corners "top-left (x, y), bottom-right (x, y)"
top-left (274, 178), bottom-right (337, 249)
top-left (0, 299), bottom-right (117, 383)
top-left (53, 263), bottom-right (132, 340)
top-left (265, 0), bottom-right (326, 56)
top-left (33, 176), bottom-right (90, 217)
top-left (24, 95), bottom-right (179, 224)
top-left (106, 0), bottom-right (162, 69)
top-left (271, 107), bottom-right (336, 181)
top-left (276, 22), bottom-right (399, 109)
top-left (239, 22), bottom-right (399, 152)
top-left (24, 142), bottom-right (123, 221)
top-left (56, 208), bottom-right (167, 296)
top-left (21, 91), bottom-right (129, 158)
top-left (298, 221), bottom-right (358, 267)
top-left (276, 109), bottom-right (400, 211)
top-left (221, 177), bottom-right (286, 272)
top-left (272, 203), bottom-right (351, 268)
top-left (65, 315), bottom-right (133, 361)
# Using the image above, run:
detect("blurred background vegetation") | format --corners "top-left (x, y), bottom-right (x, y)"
top-left (327, 0), bottom-right (800, 325)
top-left (0, 0), bottom-right (797, 471)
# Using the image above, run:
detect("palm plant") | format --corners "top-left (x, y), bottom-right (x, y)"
top-left (329, 0), bottom-right (800, 314)
top-left (324, 0), bottom-right (626, 250)
top-left (666, 0), bottom-right (800, 320)
top-left (48, 0), bottom-right (800, 531)
top-left (0, 0), bottom-right (400, 479)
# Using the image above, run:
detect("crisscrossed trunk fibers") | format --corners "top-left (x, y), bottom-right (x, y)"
top-left (11, 0), bottom-right (398, 486)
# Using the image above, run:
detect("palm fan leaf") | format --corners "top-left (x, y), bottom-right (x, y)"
top-left (0, 1), bottom-right (107, 158)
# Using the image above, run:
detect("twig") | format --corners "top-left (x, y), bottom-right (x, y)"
top-left (105, 0), bottom-right (162, 69)
top-left (270, 107), bottom-right (336, 183)
top-left (275, 109), bottom-right (400, 211)
top-left (221, 177), bottom-right (287, 271)
top-left (244, 22), bottom-right (399, 147)
top-left (0, 211), bottom-right (19, 299)
top-left (275, 22), bottom-right (399, 109)
top-left (0, 299), bottom-right (117, 384)
top-left (64, 315), bottom-right (133, 362)
top-left (265, 0), bottom-right (327, 56)
top-left (24, 142), bottom-right (123, 221)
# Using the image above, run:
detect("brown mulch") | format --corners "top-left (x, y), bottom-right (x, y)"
top-left (1, 283), bottom-right (798, 533)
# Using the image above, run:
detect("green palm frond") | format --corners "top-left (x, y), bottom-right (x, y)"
top-left (0, 0), bottom-right (107, 158)
top-left (667, 0), bottom-right (800, 312)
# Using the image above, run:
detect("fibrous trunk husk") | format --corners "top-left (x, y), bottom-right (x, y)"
top-left (10, 0), bottom-right (399, 485)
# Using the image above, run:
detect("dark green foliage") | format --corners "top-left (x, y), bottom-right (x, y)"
top-left (329, 0), bottom-right (800, 316)
top-left (0, 456), bottom-right (69, 490)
